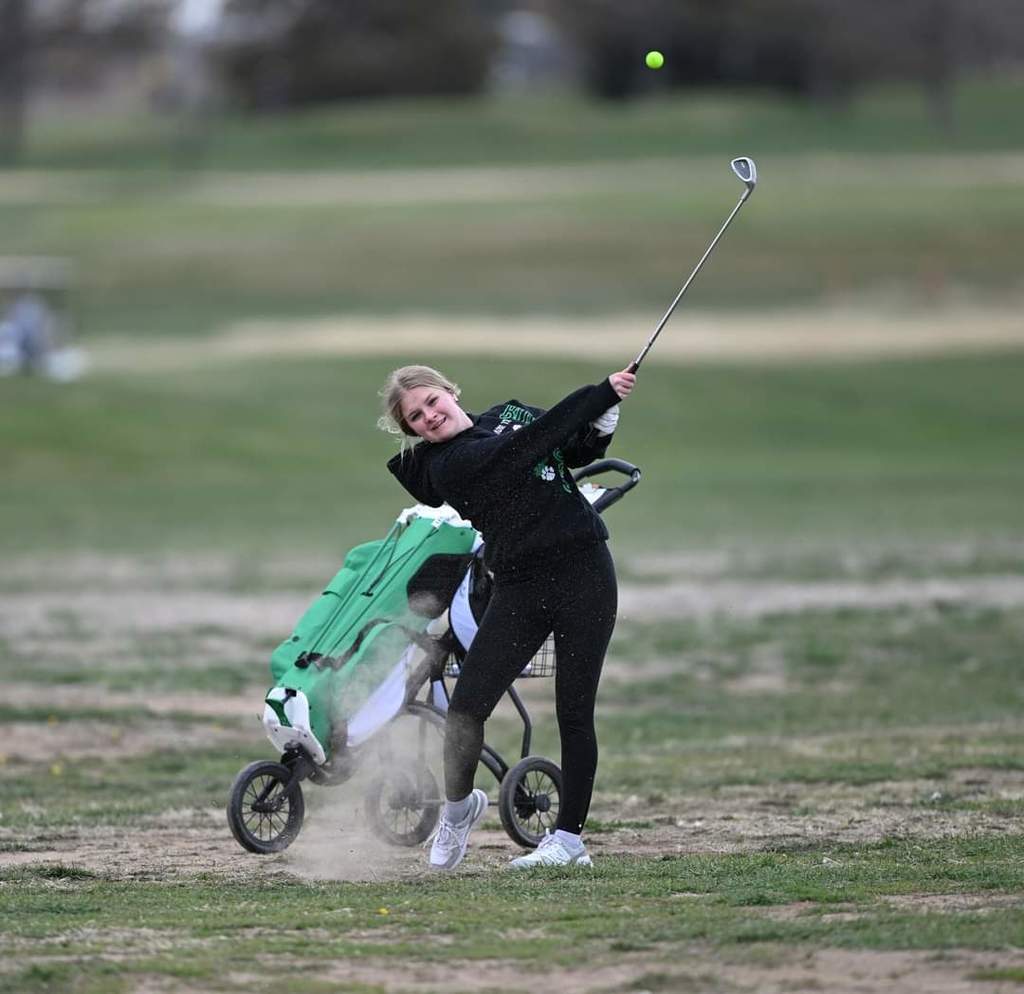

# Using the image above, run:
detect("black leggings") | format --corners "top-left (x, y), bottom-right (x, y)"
top-left (445, 542), bottom-right (617, 834)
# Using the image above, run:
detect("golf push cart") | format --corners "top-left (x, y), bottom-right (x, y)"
top-left (227, 459), bottom-right (641, 855)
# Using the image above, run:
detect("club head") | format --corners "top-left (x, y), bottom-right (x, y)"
top-left (731, 156), bottom-right (757, 193)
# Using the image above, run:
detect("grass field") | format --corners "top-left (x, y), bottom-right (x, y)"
top-left (17, 77), bottom-right (1024, 170)
top-left (2, 81), bottom-right (1023, 993)
top-left (2, 77), bottom-right (1023, 336)
top-left (3, 352), bottom-right (1024, 556)
top-left (3, 348), bottom-right (1023, 993)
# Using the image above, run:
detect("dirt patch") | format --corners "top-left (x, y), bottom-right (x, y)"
top-left (3, 682), bottom-right (264, 721)
top-left (3, 552), bottom-right (1022, 880)
top-left (586, 766), bottom-right (1024, 859)
top-left (5, 151), bottom-right (1024, 207)
top-left (4, 768), bottom-right (1023, 993)
top-left (6, 939), bottom-right (1021, 994)
top-left (88, 302), bottom-right (1024, 376)
top-left (224, 946), bottom-right (1024, 994)
top-left (5, 768), bottom-right (1021, 881)
top-left (6, 573), bottom-right (1024, 650)
top-left (3, 547), bottom-right (1023, 994)
top-left (630, 540), bottom-right (1024, 581)
top-left (0, 818), bottom-right (264, 880)
top-left (0, 591), bottom-right (304, 642)
top-left (719, 947), bottom-right (1024, 994)
top-left (0, 794), bottom-right (434, 883)
top-left (309, 955), bottom-right (664, 994)
top-left (0, 550), bottom-right (337, 594)
top-left (617, 575), bottom-right (1024, 622)
top-left (1, 717), bottom-right (252, 764)
top-left (883, 893), bottom-right (1024, 914)
top-left (756, 892), bottom-right (1024, 924)
top-left (8, 541), bottom-right (1021, 595)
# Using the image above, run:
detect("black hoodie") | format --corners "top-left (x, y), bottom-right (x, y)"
top-left (387, 379), bottom-right (621, 581)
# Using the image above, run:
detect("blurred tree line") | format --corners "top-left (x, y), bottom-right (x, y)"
top-left (1, 0), bottom-right (1022, 162)
top-left (0, 0), bottom-right (169, 161)
top-left (209, 0), bottom-right (1024, 114)
top-left (555, 0), bottom-right (1023, 110)
top-left (213, 0), bottom-right (494, 108)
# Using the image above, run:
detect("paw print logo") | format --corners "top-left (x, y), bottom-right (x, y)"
top-left (539, 465), bottom-right (555, 482)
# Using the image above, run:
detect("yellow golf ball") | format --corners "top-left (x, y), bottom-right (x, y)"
top-left (645, 51), bottom-right (664, 70)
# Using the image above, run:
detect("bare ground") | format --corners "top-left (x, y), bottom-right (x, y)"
top-left (3, 551), bottom-right (1023, 993)
top-left (301, 948), bottom-right (1024, 994)
top-left (4, 152), bottom-right (1024, 209)
top-left (8, 935), bottom-right (1023, 994)
top-left (3, 767), bottom-right (1023, 993)
top-left (86, 302), bottom-right (1024, 376)
top-left (4, 558), bottom-right (1024, 647)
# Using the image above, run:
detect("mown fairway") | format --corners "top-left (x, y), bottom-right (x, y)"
top-left (2, 82), bottom-right (1023, 993)
top-left (3, 352), bottom-right (1024, 556)
top-left (1, 79), bottom-right (1022, 336)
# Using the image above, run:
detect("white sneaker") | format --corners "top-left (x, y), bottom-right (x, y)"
top-left (429, 789), bottom-right (488, 871)
top-left (508, 832), bottom-right (593, 869)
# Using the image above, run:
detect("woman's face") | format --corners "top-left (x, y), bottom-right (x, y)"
top-left (400, 385), bottom-right (468, 443)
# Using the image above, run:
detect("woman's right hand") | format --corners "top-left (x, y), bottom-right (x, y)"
top-left (608, 369), bottom-right (637, 399)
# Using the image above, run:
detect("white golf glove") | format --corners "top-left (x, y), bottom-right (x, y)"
top-left (591, 404), bottom-right (620, 436)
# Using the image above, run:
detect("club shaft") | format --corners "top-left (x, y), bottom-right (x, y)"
top-left (629, 187), bottom-right (752, 372)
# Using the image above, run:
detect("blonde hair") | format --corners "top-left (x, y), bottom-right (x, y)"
top-left (377, 365), bottom-right (462, 443)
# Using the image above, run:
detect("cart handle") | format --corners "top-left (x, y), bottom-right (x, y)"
top-left (571, 458), bottom-right (642, 514)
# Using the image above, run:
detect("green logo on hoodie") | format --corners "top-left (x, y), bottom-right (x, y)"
top-left (501, 403), bottom-right (572, 493)
top-left (499, 403), bottom-right (534, 424)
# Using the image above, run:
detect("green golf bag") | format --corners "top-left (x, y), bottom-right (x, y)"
top-left (262, 507), bottom-right (478, 765)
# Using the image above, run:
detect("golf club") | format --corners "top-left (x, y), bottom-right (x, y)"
top-left (627, 156), bottom-right (757, 373)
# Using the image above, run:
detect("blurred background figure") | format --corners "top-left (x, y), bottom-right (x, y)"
top-left (0, 257), bottom-right (87, 382)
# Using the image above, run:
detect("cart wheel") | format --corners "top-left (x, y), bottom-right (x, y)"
top-left (498, 756), bottom-right (562, 848)
top-left (227, 760), bottom-right (305, 854)
top-left (364, 763), bottom-right (442, 847)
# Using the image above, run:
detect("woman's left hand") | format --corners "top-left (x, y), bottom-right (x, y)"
top-left (608, 369), bottom-right (637, 399)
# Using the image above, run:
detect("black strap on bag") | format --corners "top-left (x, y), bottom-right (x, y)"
top-left (294, 617), bottom-right (391, 671)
